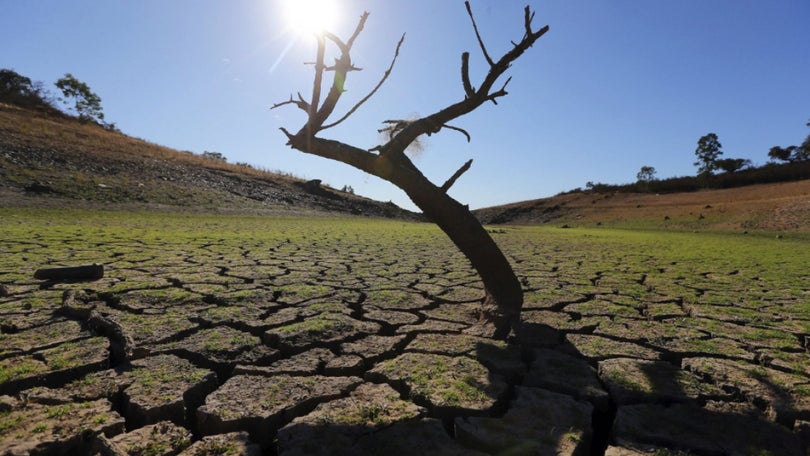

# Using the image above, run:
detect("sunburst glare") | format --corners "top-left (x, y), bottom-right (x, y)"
top-left (282, 0), bottom-right (341, 36)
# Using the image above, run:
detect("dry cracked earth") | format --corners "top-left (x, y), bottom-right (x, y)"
top-left (1, 223), bottom-right (809, 455)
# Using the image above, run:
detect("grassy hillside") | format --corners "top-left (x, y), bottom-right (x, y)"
top-left (474, 180), bottom-right (810, 232)
top-left (0, 103), bottom-right (417, 219)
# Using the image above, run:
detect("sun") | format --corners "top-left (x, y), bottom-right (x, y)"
top-left (282, 0), bottom-right (341, 36)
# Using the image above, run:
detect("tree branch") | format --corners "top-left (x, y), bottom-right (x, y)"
top-left (439, 124), bottom-right (471, 142)
top-left (271, 94), bottom-right (310, 113)
top-left (441, 159), bottom-right (473, 192)
top-left (308, 35), bottom-right (327, 127)
top-left (380, 4), bottom-right (548, 157)
top-left (322, 33), bottom-right (406, 131)
top-left (465, 1), bottom-right (494, 66)
top-left (307, 13), bottom-right (370, 132)
top-left (461, 52), bottom-right (475, 98)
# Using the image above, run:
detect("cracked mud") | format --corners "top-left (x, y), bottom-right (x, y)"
top-left (1, 216), bottom-right (808, 455)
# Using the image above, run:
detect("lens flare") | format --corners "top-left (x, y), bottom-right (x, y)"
top-left (282, 0), bottom-right (341, 36)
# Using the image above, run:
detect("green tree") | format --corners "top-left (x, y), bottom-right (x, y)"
top-left (716, 158), bottom-right (751, 173)
top-left (636, 166), bottom-right (657, 183)
top-left (202, 151), bottom-right (227, 162)
top-left (0, 68), bottom-right (53, 108)
top-left (694, 133), bottom-right (723, 176)
top-left (796, 118), bottom-right (810, 162)
top-left (768, 118), bottom-right (810, 163)
top-left (768, 145), bottom-right (795, 163)
top-left (54, 73), bottom-right (105, 123)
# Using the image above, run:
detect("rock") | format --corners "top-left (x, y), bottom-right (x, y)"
top-left (524, 348), bottom-right (609, 410)
top-left (612, 402), bottom-right (804, 456)
top-left (277, 382), bottom-right (424, 455)
top-left (455, 387), bottom-right (593, 455)
top-left (197, 374), bottom-right (362, 448)
top-left (598, 357), bottom-right (726, 405)
top-left (366, 352), bottom-right (507, 415)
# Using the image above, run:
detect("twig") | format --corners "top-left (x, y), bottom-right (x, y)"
top-left (461, 52), bottom-right (475, 98)
top-left (441, 159), bottom-right (473, 192)
top-left (465, 1), bottom-right (494, 66)
top-left (322, 33), bottom-right (406, 131)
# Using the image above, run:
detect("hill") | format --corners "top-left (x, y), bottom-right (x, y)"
top-left (0, 103), bottom-right (418, 219)
top-left (474, 180), bottom-right (810, 232)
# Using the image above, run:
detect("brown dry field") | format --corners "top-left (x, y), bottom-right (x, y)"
top-left (476, 179), bottom-right (810, 232)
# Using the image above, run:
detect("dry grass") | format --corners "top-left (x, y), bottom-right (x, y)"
top-left (476, 178), bottom-right (810, 232)
top-left (0, 102), bottom-right (298, 184)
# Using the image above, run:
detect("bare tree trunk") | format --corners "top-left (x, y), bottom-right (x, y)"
top-left (393, 170), bottom-right (523, 338)
top-left (275, 3), bottom-right (547, 339)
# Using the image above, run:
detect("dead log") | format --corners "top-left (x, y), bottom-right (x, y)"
top-left (34, 264), bottom-right (104, 281)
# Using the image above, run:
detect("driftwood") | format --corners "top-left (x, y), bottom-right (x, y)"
top-left (34, 264), bottom-right (104, 281)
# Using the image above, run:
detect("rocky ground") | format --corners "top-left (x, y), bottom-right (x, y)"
top-left (1, 216), bottom-right (808, 455)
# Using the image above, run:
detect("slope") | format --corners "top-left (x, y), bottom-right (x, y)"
top-left (474, 180), bottom-right (810, 232)
top-left (0, 103), bottom-right (417, 219)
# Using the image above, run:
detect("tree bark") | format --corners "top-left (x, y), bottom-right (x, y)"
top-left (389, 162), bottom-right (523, 339)
top-left (276, 3), bottom-right (547, 339)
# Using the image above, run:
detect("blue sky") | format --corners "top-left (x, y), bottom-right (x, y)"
top-left (2, 1), bottom-right (809, 211)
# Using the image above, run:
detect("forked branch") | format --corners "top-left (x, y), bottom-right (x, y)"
top-left (379, 2), bottom-right (548, 157)
top-left (322, 33), bottom-right (406, 131)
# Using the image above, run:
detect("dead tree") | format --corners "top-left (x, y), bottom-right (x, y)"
top-left (273, 2), bottom-right (548, 339)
